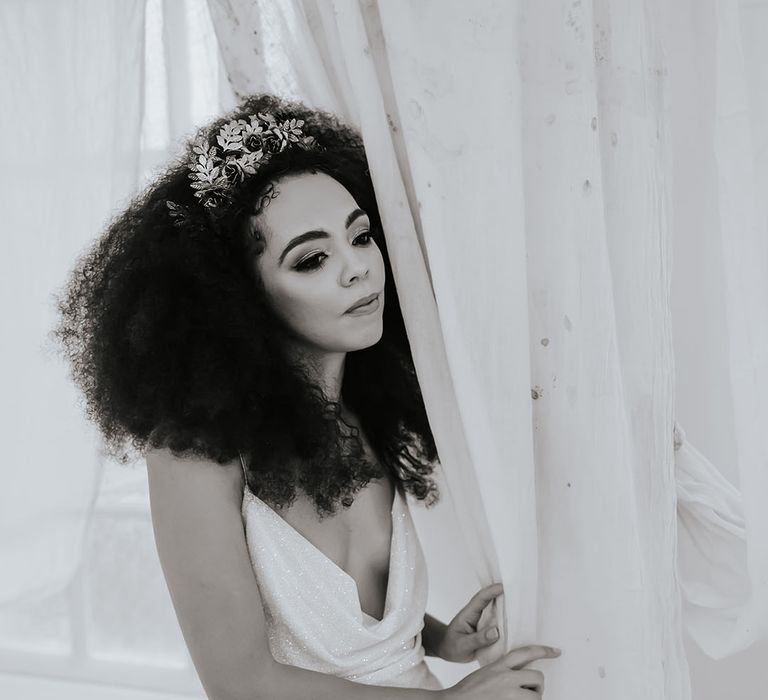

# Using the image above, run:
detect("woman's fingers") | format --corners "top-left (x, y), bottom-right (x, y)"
top-left (451, 625), bottom-right (499, 660)
top-left (490, 645), bottom-right (561, 671)
top-left (458, 582), bottom-right (504, 629)
top-left (518, 668), bottom-right (545, 693)
top-left (468, 625), bottom-right (499, 649)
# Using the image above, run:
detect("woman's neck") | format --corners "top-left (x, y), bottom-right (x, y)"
top-left (285, 343), bottom-right (347, 403)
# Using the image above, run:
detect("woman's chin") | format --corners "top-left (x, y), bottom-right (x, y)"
top-left (344, 323), bottom-right (384, 351)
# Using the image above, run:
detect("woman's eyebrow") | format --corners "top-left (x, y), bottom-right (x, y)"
top-left (278, 208), bottom-right (368, 265)
top-left (345, 207), bottom-right (367, 229)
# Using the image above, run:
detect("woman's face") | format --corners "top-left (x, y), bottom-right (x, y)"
top-left (251, 171), bottom-right (386, 355)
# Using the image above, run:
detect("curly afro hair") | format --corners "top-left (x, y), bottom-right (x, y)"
top-left (51, 92), bottom-right (440, 518)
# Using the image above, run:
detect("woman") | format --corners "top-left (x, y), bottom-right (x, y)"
top-left (52, 92), bottom-right (559, 697)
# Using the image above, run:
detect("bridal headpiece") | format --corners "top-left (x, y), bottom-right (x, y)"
top-left (166, 111), bottom-right (322, 223)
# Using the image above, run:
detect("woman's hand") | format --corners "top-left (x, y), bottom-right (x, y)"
top-left (440, 644), bottom-right (561, 699)
top-left (437, 583), bottom-right (505, 663)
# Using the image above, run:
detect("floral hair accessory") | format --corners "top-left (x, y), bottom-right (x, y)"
top-left (166, 111), bottom-right (321, 223)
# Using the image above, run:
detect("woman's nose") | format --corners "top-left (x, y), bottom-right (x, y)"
top-left (341, 251), bottom-right (369, 285)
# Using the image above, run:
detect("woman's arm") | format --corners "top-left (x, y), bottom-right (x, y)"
top-left (263, 663), bottom-right (437, 699)
top-left (422, 613), bottom-right (449, 658)
top-left (146, 448), bottom-right (442, 700)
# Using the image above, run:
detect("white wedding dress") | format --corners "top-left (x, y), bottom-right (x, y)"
top-left (239, 454), bottom-right (444, 690)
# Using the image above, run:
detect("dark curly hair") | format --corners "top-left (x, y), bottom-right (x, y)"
top-left (50, 92), bottom-right (440, 518)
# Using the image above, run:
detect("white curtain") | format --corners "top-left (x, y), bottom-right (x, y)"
top-left (665, 0), bottom-right (768, 661)
top-left (206, 0), bottom-right (768, 697)
top-left (0, 0), bottom-right (234, 638)
top-left (0, 0), bottom-right (147, 607)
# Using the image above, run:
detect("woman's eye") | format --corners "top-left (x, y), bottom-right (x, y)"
top-left (294, 253), bottom-right (327, 272)
top-left (293, 230), bottom-right (372, 273)
top-left (353, 229), bottom-right (372, 245)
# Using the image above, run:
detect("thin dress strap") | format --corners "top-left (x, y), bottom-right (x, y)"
top-left (238, 450), bottom-right (250, 496)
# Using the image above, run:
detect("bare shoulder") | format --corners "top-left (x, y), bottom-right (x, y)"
top-left (144, 446), bottom-right (244, 513)
top-left (143, 447), bottom-right (276, 698)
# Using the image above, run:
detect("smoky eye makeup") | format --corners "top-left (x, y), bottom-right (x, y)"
top-left (292, 226), bottom-right (372, 272)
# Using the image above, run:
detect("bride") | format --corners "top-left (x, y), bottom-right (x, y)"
top-left (53, 92), bottom-right (560, 698)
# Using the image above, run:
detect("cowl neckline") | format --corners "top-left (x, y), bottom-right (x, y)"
top-left (243, 483), bottom-right (401, 626)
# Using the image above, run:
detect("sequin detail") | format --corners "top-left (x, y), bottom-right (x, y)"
top-left (239, 461), bottom-right (442, 690)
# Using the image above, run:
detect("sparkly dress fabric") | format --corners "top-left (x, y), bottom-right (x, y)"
top-left (239, 456), bottom-right (443, 690)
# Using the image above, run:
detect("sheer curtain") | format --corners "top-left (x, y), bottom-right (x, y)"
top-left (0, 0), bottom-right (232, 693)
top-left (206, 0), bottom-right (768, 697)
top-left (0, 0), bottom-right (147, 608)
top-left (666, 0), bottom-right (768, 660)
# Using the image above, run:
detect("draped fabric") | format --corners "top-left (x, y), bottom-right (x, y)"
top-left (206, 0), bottom-right (768, 697)
top-left (665, 0), bottom-right (768, 660)
top-left (0, 0), bottom-right (235, 609)
top-left (0, 0), bottom-right (147, 607)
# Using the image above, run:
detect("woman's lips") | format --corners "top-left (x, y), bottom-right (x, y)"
top-left (345, 294), bottom-right (380, 315)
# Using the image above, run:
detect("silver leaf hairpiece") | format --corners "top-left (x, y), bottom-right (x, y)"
top-left (166, 111), bottom-right (321, 225)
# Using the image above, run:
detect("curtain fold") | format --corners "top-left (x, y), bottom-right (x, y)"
top-left (515, 0), bottom-right (685, 694)
top-left (712, 0), bottom-right (768, 656)
top-left (674, 423), bottom-right (755, 657)
top-left (207, 0), bottom-right (355, 119)
top-left (664, 0), bottom-right (768, 660)
top-left (348, 0), bottom-right (538, 666)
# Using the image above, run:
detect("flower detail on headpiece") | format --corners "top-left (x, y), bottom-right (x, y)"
top-left (166, 111), bottom-right (320, 224)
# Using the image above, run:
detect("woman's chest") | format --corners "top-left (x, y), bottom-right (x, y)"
top-left (278, 476), bottom-right (394, 567)
top-left (273, 475), bottom-right (396, 618)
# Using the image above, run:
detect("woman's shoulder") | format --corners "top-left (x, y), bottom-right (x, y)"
top-left (143, 445), bottom-right (277, 696)
top-left (145, 447), bottom-right (245, 514)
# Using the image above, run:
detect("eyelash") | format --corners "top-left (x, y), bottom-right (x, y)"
top-left (293, 230), bottom-right (373, 272)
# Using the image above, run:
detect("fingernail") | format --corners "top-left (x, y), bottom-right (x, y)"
top-left (486, 627), bottom-right (499, 641)
top-left (548, 646), bottom-right (562, 655)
